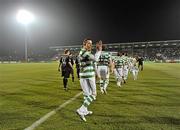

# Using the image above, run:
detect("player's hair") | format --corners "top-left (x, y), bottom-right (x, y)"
top-left (98, 40), bottom-right (102, 44)
top-left (64, 49), bottom-right (69, 54)
top-left (96, 40), bottom-right (102, 46)
top-left (96, 40), bottom-right (102, 51)
top-left (83, 38), bottom-right (92, 45)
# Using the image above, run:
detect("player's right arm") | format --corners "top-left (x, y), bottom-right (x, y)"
top-left (108, 54), bottom-right (114, 74)
top-left (58, 57), bottom-right (62, 72)
top-left (111, 58), bottom-right (116, 74)
top-left (66, 56), bottom-right (73, 69)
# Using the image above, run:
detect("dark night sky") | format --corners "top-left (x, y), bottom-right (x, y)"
top-left (1, 0), bottom-right (180, 56)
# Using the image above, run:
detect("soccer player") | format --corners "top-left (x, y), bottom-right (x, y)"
top-left (58, 49), bottom-right (73, 90)
top-left (75, 55), bottom-right (80, 79)
top-left (69, 52), bottom-right (75, 82)
top-left (113, 52), bottom-right (124, 87)
top-left (121, 53), bottom-right (129, 84)
top-left (131, 56), bottom-right (139, 80)
top-left (128, 56), bottom-right (134, 73)
top-left (76, 38), bottom-right (96, 122)
top-left (111, 54), bottom-right (118, 80)
top-left (97, 44), bottom-right (113, 94)
top-left (94, 40), bottom-right (103, 83)
top-left (95, 40), bottom-right (103, 62)
top-left (137, 56), bottom-right (144, 71)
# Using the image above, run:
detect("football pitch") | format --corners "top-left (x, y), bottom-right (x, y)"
top-left (0, 63), bottom-right (180, 130)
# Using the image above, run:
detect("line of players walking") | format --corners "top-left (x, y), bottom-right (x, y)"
top-left (58, 39), bottom-right (143, 122)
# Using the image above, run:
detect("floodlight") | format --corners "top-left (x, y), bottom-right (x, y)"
top-left (16, 9), bottom-right (35, 62)
top-left (16, 9), bottom-right (34, 25)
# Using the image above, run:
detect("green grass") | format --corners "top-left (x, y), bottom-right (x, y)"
top-left (0, 63), bottom-right (180, 130)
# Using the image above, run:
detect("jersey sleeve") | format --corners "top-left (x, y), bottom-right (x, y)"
top-left (60, 57), bottom-right (62, 63)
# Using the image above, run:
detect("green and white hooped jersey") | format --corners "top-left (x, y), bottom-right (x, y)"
top-left (122, 56), bottom-right (129, 65)
top-left (79, 48), bottom-right (95, 79)
top-left (111, 56), bottom-right (117, 62)
top-left (97, 51), bottom-right (111, 66)
top-left (114, 57), bottom-right (124, 68)
top-left (128, 57), bottom-right (133, 65)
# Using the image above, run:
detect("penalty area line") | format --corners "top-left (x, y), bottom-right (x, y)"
top-left (24, 92), bottom-right (83, 130)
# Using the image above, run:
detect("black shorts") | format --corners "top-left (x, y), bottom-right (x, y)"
top-left (61, 69), bottom-right (71, 78)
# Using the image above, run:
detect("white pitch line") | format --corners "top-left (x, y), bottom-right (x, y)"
top-left (24, 92), bottom-right (83, 130)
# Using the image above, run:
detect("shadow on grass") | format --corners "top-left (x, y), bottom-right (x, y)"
top-left (94, 114), bottom-right (180, 125)
top-left (143, 116), bottom-right (180, 125)
top-left (139, 81), bottom-right (180, 88)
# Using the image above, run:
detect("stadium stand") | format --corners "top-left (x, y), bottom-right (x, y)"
top-left (50, 40), bottom-right (180, 63)
top-left (0, 40), bottom-right (180, 63)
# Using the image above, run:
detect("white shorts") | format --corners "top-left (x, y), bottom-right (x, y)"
top-left (97, 65), bottom-right (109, 80)
top-left (80, 77), bottom-right (96, 96)
top-left (132, 66), bottom-right (139, 73)
top-left (114, 67), bottom-right (123, 78)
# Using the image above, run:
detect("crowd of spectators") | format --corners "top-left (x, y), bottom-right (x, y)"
top-left (146, 46), bottom-right (180, 61)
top-left (0, 44), bottom-right (179, 62)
